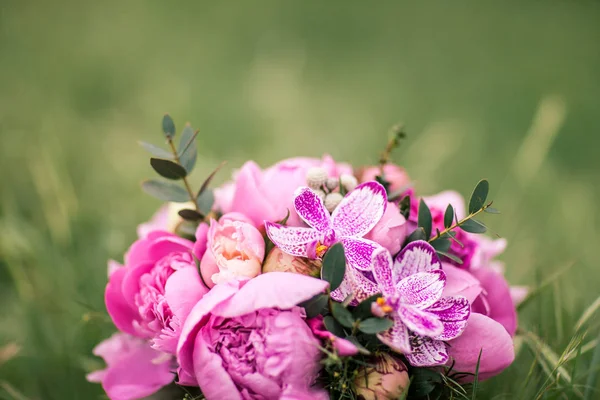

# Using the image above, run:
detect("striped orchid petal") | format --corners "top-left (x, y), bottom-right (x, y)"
top-left (396, 270), bottom-right (446, 310)
top-left (341, 237), bottom-right (381, 271)
top-left (264, 222), bottom-right (323, 258)
top-left (393, 240), bottom-right (442, 283)
top-left (371, 247), bottom-right (395, 297)
top-left (405, 336), bottom-right (449, 367)
top-left (293, 187), bottom-right (333, 234)
top-left (331, 181), bottom-right (387, 238)
top-left (429, 296), bottom-right (470, 341)
top-left (377, 315), bottom-right (411, 354)
top-left (397, 304), bottom-right (444, 338)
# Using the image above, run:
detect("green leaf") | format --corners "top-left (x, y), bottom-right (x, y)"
top-left (178, 209), bottom-right (204, 221)
top-left (353, 294), bottom-right (381, 320)
top-left (344, 336), bottom-right (371, 355)
top-left (141, 179), bottom-right (189, 202)
top-left (138, 141), bottom-right (174, 159)
top-left (299, 294), bottom-right (329, 319)
top-left (196, 188), bottom-right (215, 216)
top-left (405, 227), bottom-right (426, 244)
top-left (358, 317), bottom-right (394, 334)
top-left (468, 179), bottom-right (489, 214)
top-left (197, 161), bottom-right (227, 198)
top-left (418, 199), bottom-right (432, 238)
top-left (430, 238), bottom-right (451, 253)
top-left (323, 315), bottom-right (345, 337)
top-left (331, 302), bottom-right (355, 328)
top-left (150, 158), bottom-right (188, 180)
top-left (399, 195), bottom-right (411, 220)
top-left (484, 207), bottom-right (500, 214)
top-left (444, 205), bottom-right (454, 229)
top-left (460, 219), bottom-right (487, 234)
top-left (408, 368), bottom-right (443, 398)
top-left (174, 219), bottom-right (197, 240)
top-left (436, 250), bottom-right (463, 264)
top-left (178, 125), bottom-right (197, 173)
top-left (320, 243), bottom-right (346, 291)
top-left (162, 114), bottom-right (176, 138)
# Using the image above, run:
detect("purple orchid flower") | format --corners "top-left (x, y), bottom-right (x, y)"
top-left (370, 241), bottom-right (470, 367)
top-left (265, 181), bottom-right (387, 303)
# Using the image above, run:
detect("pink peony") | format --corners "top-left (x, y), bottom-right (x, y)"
top-left (87, 333), bottom-right (173, 400)
top-left (200, 213), bottom-right (266, 288)
top-left (105, 228), bottom-right (209, 354)
top-left (214, 155), bottom-right (352, 227)
top-left (359, 164), bottom-right (411, 194)
top-left (364, 202), bottom-right (407, 256)
top-left (177, 272), bottom-right (329, 399)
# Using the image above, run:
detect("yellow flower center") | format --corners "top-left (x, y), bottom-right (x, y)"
top-left (316, 243), bottom-right (329, 258)
top-left (376, 297), bottom-right (394, 314)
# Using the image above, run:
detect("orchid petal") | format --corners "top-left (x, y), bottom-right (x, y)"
top-left (396, 270), bottom-right (446, 309)
top-left (371, 247), bottom-right (395, 297)
top-left (429, 296), bottom-right (470, 341)
top-left (377, 315), bottom-right (411, 354)
top-left (341, 237), bottom-right (381, 271)
top-left (294, 187), bottom-right (332, 233)
top-left (397, 304), bottom-right (444, 337)
top-left (393, 240), bottom-right (442, 283)
top-left (264, 222), bottom-right (323, 258)
top-left (331, 181), bottom-right (387, 238)
top-left (330, 267), bottom-right (378, 305)
top-left (405, 336), bottom-right (449, 367)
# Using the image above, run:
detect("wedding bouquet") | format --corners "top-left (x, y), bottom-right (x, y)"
top-left (88, 116), bottom-right (523, 400)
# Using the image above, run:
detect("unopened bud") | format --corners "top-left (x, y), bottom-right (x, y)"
top-left (324, 192), bottom-right (344, 213)
top-left (326, 177), bottom-right (339, 191)
top-left (340, 174), bottom-right (358, 191)
top-left (306, 167), bottom-right (328, 189)
top-left (354, 353), bottom-right (409, 400)
top-left (313, 189), bottom-right (327, 202)
top-left (262, 247), bottom-right (321, 277)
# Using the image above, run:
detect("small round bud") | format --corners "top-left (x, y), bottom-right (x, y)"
top-left (313, 189), bottom-right (326, 202)
top-left (326, 177), bottom-right (339, 191)
top-left (340, 174), bottom-right (358, 191)
top-left (324, 192), bottom-right (344, 213)
top-left (306, 167), bottom-right (328, 189)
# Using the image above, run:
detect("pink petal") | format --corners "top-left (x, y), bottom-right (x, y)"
top-left (264, 222), bottom-right (323, 258)
top-left (510, 286), bottom-right (529, 306)
top-left (105, 268), bottom-right (142, 337)
top-left (331, 181), bottom-right (387, 238)
top-left (308, 316), bottom-right (359, 356)
top-left (229, 161), bottom-right (277, 227)
top-left (294, 187), bottom-right (333, 233)
top-left (107, 260), bottom-right (123, 278)
top-left (406, 337), bottom-right (449, 367)
top-left (377, 316), bottom-right (411, 354)
top-left (470, 267), bottom-right (518, 336)
top-left (397, 304), bottom-right (444, 337)
top-left (393, 240), bottom-right (442, 283)
top-left (442, 263), bottom-right (482, 303)
top-left (423, 191), bottom-right (466, 221)
top-left (193, 333), bottom-right (242, 399)
top-left (371, 246), bottom-right (395, 297)
top-left (147, 236), bottom-right (194, 261)
top-left (331, 266), bottom-right (379, 305)
top-left (136, 205), bottom-right (170, 238)
top-left (396, 270), bottom-right (446, 309)
top-left (447, 313), bottom-right (515, 381)
top-left (428, 296), bottom-right (470, 341)
top-left (341, 237), bottom-right (381, 271)
top-left (164, 267), bottom-right (209, 322)
top-left (124, 231), bottom-right (171, 266)
top-left (211, 272), bottom-right (329, 318)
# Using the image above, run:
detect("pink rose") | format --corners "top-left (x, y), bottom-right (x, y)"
top-left (177, 272), bottom-right (329, 399)
top-left (105, 228), bottom-right (209, 354)
top-left (360, 164), bottom-right (410, 194)
top-left (200, 213), bottom-right (266, 288)
top-left (364, 202), bottom-right (407, 255)
top-left (87, 333), bottom-right (173, 400)
top-left (214, 155), bottom-right (352, 227)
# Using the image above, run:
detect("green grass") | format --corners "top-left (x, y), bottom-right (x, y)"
top-left (1, 1), bottom-right (599, 399)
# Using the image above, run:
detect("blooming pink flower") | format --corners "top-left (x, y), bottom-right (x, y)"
top-left (370, 242), bottom-right (470, 367)
top-left (307, 315), bottom-right (359, 356)
top-left (265, 181), bottom-right (388, 304)
top-left (360, 164), bottom-right (411, 194)
top-left (215, 155), bottom-right (352, 227)
top-left (200, 212), bottom-right (266, 288)
top-left (177, 272), bottom-right (329, 399)
top-left (87, 333), bottom-right (173, 400)
top-left (364, 201), bottom-right (407, 256)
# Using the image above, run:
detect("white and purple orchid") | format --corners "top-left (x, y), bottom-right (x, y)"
top-left (371, 241), bottom-right (471, 367)
top-left (265, 181), bottom-right (387, 303)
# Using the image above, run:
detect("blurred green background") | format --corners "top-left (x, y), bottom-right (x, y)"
top-left (1, 1), bottom-right (599, 399)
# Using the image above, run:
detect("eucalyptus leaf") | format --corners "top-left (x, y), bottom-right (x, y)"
top-left (323, 315), bottom-right (346, 337)
top-left (430, 238), bottom-right (451, 253)
top-left (178, 125), bottom-right (197, 173)
top-left (418, 199), bottom-right (432, 238)
top-left (468, 179), bottom-right (489, 214)
top-left (331, 302), bottom-right (355, 328)
top-left (358, 318), bottom-right (394, 334)
top-left (484, 207), bottom-right (500, 214)
top-left (353, 294), bottom-right (381, 320)
top-left (162, 114), bottom-right (176, 139)
top-left (178, 209), bottom-right (204, 221)
top-left (436, 250), bottom-right (463, 264)
top-left (196, 188), bottom-right (215, 216)
top-left (197, 161), bottom-right (227, 198)
top-left (141, 179), bottom-right (189, 202)
top-left (405, 227), bottom-right (426, 244)
top-left (299, 294), bottom-right (329, 319)
top-left (460, 219), bottom-right (487, 234)
top-left (138, 141), bottom-right (174, 159)
top-left (444, 205), bottom-right (454, 229)
top-left (150, 158), bottom-right (188, 180)
top-left (399, 195), bottom-right (411, 220)
top-left (320, 243), bottom-right (346, 291)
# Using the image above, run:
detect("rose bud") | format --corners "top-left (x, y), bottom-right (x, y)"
top-left (354, 353), bottom-right (409, 400)
top-left (262, 247), bottom-right (321, 278)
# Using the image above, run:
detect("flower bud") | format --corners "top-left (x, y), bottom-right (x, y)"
top-left (166, 201), bottom-right (196, 232)
top-left (354, 353), bottom-right (409, 400)
top-left (324, 192), bottom-right (344, 213)
top-left (262, 247), bottom-right (321, 277)
top-left (326, 177), bottom-right (339, 191)
top-left (314, 189), bottom-right (327, 202)
top-left (306, 167), bottom-right (328, 189)
top-left (340, 174), bottom-right (358, 191)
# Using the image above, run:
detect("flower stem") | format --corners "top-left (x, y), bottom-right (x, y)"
top-left (428, 202), bottom-right (492, 243)
top-left (167, 138), bottom-right (201, 212)
top-left (379, 123), bottom-right (406, 175)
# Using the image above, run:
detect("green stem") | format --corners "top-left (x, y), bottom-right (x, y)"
top-left (167, 138), bottom-right (201, 212)
top-left (428, 202), bottom-right (492, 243)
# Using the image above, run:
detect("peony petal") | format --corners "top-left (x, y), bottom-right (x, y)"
top-left (147, 236), bottom-right (194, 261)
top-left (371, 246), bottom-right (395, 297)
top-left (406, 336), bottom-right (449, 367)
top-left (510, 285), bottom-right (529, 306)
top-left (105, 268), bottom-right (143, 337)
top-left (211, 272), bottom-right (329, 318)
top-left (164, 267), bottom-right (209, 322)
top-left (396, 270), bottom-right (446, 309)
top-left (264, 222), bottom-right (323, 258)
top-left (447, 313), bottom-right (515, 381)
top-left (294, 187), bottom-right (333, 233)
top-left (397, 305), bottom-right (444, 337)
top-left (393, 240), bottom-right (442, 282)
top-left (193, 333), bottom-right (242, 400)
top-left (423, 191), bottom-right (466, 221)
top-left (428, 296), bottom-right (470, 341)
top-left (331, 181), bottom-right (387, 238)
top-left (229, 161), bottom-right (276, 227)
top-left (107, 260), bottom-right (123, 278)
top-left (470, 267), bottom-right (518, 336)
top-left (442, 263), bottom-right (482, 303)
top-left (341, 237), bottom-right (381, 271)
top-left (377, 315), bottom-right (411, 354)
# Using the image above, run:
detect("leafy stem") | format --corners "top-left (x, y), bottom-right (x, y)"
top-left (167, 138), bottom-right (200, 212)
top-left (379, 123), bottom-right (406, 175)
top-left (428, 201), bottom-right (493, 243)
